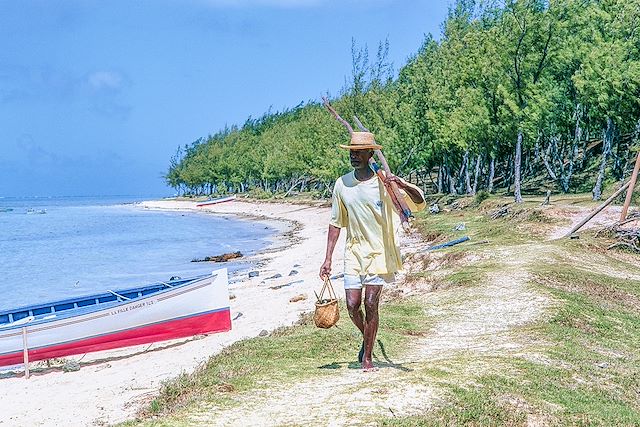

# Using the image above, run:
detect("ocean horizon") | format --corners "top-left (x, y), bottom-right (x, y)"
top-left (0, 195), bottom-right (273, 311)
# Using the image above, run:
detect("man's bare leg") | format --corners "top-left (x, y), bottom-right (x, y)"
top-left (362, 285), bottom-right (382, 370)
top-left (346, 289), bottom-right (366, 362)
top-left (346, 289), bottom-right (364, 334)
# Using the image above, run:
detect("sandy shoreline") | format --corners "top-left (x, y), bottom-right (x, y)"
top-left (1, 198), bottom-right (343, 426)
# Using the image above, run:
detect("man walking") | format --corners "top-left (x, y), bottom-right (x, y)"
top-left (319, 131), bottom-right (425, 371)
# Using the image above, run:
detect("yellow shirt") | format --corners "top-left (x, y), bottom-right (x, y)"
top-left (330, 171), bottom-right (426, 275)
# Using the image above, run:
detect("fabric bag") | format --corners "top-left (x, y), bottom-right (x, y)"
top-left (314, 277), bottom-right (340, 329)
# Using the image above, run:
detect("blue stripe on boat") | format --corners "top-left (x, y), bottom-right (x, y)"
top-left (0, 275), bottom-right (208, 327)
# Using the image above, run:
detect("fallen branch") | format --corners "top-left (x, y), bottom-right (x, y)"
top-left (594, 221), bottom-right (640, 253)
top-left (490, 205), bottom-right (511, 220)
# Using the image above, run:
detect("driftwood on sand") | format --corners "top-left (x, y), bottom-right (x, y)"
top-left (192, 251), bottom-right (243, 263)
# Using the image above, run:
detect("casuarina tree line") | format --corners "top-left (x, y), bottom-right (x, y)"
top-left (165, 0), bottom-right (640, 202)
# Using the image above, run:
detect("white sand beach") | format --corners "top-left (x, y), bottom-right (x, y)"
top-left (0, 198), bottom-right (346, 426)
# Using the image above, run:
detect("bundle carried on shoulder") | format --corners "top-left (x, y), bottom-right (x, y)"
top-left (314, 277), bottom-right (339, 329)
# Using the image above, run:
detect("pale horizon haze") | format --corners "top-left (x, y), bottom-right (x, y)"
top-left (0, 0), bottom-right (449, 197)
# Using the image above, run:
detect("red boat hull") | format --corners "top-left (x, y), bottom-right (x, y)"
top-left (0, 308), bottom-right (230, 367)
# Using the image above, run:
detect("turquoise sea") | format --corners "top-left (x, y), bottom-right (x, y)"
top-left (0, 196), bottom-right (273, 311)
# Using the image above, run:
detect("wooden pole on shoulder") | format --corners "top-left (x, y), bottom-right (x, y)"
top-left (321, 98), bottom-right (412, 230)
top-left (620, 150), bottom-right (640, 221)
top-left (353, 116), bottom-right (413, 227)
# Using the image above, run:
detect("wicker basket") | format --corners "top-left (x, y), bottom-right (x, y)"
top-left (314, 278), bottom-right (340, 329)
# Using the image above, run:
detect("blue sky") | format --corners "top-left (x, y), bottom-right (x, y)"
top-left (0, 0), bottom-right (449, 197)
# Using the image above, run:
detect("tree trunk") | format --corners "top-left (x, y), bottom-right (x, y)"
top-left (561, 106), bottom-right (582, 193)
top-left (463, 150), bottom-right (472, 194)
top-left (437, 164), bottom-right (444, 193)
top-left (525, 149), bottom-right (534, 178)
top-left (592, 117), bottom-right (614, 201)
top-left (579, 127), bottom-right (589, 169)
top-left (456, 152), bottom-right (467, 194)
top-left (472, 154), bottom-right (482, 195)
top-left (514, 130), bottom-right (524, 203)
top-left (488, 155), bottom-right (495, 193)
top-left (562, 140), bottom-right (578, 193)
top-left (541, 137), bottom-right (558, 180)
top-left (448, 164), bottom-right (457, 195)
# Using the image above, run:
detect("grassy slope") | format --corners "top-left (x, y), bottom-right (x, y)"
top-left (380, 195), bottom-right (640, 426)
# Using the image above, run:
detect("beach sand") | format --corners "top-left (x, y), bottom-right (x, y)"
top-left (1, 198), bottom-right (344, 426)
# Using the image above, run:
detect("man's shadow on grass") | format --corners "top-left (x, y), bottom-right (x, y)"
top-left (318, 340), bottom-right (413, 372)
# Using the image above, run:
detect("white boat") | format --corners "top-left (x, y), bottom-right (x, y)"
top-left (196, 195), bottom-right (236, 207)
top-left (0, 269), bottom-right (231, 368)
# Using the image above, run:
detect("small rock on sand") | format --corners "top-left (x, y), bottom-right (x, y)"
top-left (259, 330), bottom-right (269, 337)
top-left (248, 271), bottom-right (259, 278)
top-left (288, 270), bottom-right (298, 276)
top-left (63, 360), bottom-right (81, 373)
top-left (289, 294), bottom-right (307, 303)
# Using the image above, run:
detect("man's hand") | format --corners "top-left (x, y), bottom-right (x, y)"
top-left (319, 259), bottom-right (332, 280)
top-left (383, 173), bottom-right (424, 205)
top-left (383, 174), bottom-right (405, 188)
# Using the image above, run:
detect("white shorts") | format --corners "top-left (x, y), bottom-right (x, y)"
top-left (344, 273), bottom-right (396, 290)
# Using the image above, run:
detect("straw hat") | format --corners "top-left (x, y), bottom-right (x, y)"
top-left (339, 132), bottom-right (382, 150)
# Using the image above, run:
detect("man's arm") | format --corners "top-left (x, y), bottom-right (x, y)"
top-left (319, 225), bottom-right (341, 279)
top-left (385, 175), bottom-right (424, 204)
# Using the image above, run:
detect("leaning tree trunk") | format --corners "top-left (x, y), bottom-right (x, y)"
top-left (514, 130), bottom-right (524, 203)
top-left (592, 117), bottom-right (614, 201)
top-left (488, 155), bottom-right (496, 193)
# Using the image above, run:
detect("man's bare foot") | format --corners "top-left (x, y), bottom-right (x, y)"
top-left (362, 359), bottom-right (378, 372)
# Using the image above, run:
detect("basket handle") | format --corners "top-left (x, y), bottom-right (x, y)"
top-left (317, 277), bottom-right (337, 302)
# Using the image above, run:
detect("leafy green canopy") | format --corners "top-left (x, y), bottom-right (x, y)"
top-left (165, 0), bottom-right (640, 196)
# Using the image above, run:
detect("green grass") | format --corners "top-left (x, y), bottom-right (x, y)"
top-left (413, 194), bottom-right (559, 249)
top-left (125, 299), bottom-right (430, 425)
top-left (379, 383), bottom-right (528, 426)
top-left (444, 261), bottom-right (502, 287)
top-left (386, 198), bottom-right (637, 425)
top-left (378, 255), bottom-right (640, 426)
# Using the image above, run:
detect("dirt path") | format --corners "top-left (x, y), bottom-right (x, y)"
top-left (187, 242), bottom-right (556, 426)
